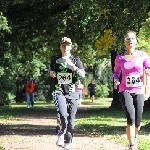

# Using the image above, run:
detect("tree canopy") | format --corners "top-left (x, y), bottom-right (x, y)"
top-left (137, 13), bottom-right (150, 55)
top-left (0, 0), bottom-right (150, 105)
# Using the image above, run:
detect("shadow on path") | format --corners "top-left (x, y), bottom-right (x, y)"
top-left (0, 106), bottom-right (90, 137)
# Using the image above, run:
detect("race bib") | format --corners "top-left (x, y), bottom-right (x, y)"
top-left (57, 72), bottom-right (72, 84)
top-left (125, 75), bottom-right (143, 87)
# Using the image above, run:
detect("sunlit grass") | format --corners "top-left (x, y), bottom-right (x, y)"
top-left (0, 147), bottom-right (5, 150)
top-left (0, 101), bottom-right (56, 120)
top-left (75, 98), bottom-right (150, 150)
top-left (81, 97), bottom-right (112, 108)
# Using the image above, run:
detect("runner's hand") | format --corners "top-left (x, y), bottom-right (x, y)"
top-left (114, 81), bottom-right (120, 89)
top-left (50, 71), bottom-right (56, 78)
top-left (62, 57), bottom-right (74, 66)
top-left (145, 69), bottom-right (150, 76)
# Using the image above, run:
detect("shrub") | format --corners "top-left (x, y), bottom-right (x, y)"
top-left (96, 84), bottom-right (110, 98)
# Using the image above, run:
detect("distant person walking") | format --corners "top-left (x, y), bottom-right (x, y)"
top-left (77, 80), bottom-right (84, 105)
top-left (88, 80), bottom-right (96, 103)
top-left (113, 30), bottom-right (150, 150)
top-left (23, 76), bottom-right (37, 108)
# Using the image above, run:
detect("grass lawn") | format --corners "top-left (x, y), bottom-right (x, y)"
top-left (76, 98), bottom-right (150, 150)
top-left (0, 98), bottom-right (150, 150)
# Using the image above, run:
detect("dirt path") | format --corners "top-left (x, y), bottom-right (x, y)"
top-left (0, 106), bottom-right (128, 150)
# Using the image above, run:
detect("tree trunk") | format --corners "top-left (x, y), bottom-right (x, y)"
top-left (144, 97), bottom-right (150, 109)
top-left (110, 50), bottom-right (122, 109)
top-left (110, 88), bottom-right (120, 108)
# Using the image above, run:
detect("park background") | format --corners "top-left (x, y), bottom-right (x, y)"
top-left (0, 0), bottom-right (150, 108)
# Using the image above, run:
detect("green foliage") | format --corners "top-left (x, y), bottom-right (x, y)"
top-left (0, 13), bottom-right (16, 105)
top-left (137, 15), bottom-right (150, 54)
top-left (0, 1), bottom-right (149, 105)
top-left (95, 59), bottom-right (113, 97)
top-left (83, 58), bottom-right (113, 98)
top-left (69, 0), bottom-right (150, 59)
top-left (0, 13), bottom-right (11, 33)
top-left (0, 147), bottom-right (5, 150)
top-left (96, 84), bottom-right (110, 98)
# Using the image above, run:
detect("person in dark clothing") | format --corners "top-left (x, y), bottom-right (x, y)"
top-left (88, 80), bottom-right (96, 103)
top-left (49, 37), bottom-right (85, 150)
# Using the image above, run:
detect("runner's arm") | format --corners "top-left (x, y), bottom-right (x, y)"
top-left (49, 56), bottom-right (56, 78)
top-left (74, 56), bottom-right (85, 78)
top-left (67, 56), bottom-right (85, 77)
top-left (143, 52), bottom-right (150, 68)
top-left (113, 55), bottom-right (121, 82)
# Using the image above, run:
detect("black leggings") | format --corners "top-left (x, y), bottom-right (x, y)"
top-left (119, 92), bottom-right (144, 127)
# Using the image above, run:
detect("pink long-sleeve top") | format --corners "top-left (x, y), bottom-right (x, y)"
top-left (113, 50), bottom-right (150, 94)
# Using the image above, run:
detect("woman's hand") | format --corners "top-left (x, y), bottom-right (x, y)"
top-left (145, 69), bottom-right (150, 76)
top-left (114, 81), bottom-right (120, 89)
top-left (62, 57), bottom-right (78, 70)
top-left (50, 71), bottom-right (56, 78)
top-left (62, 57), bottom-right (73, 66)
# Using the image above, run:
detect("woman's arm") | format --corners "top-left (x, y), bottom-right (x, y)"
top-left (143, 52), bottom-right (150, 68)
top-left (113, 55), bottom-right (121, 82)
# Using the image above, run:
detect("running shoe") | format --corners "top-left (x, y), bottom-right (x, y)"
top-left (56, 134), bottom-right (64, 147)
top-left (64, 143), bottom-right (71, 150)
top-left (129, 145), bottom-right (136, 150)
